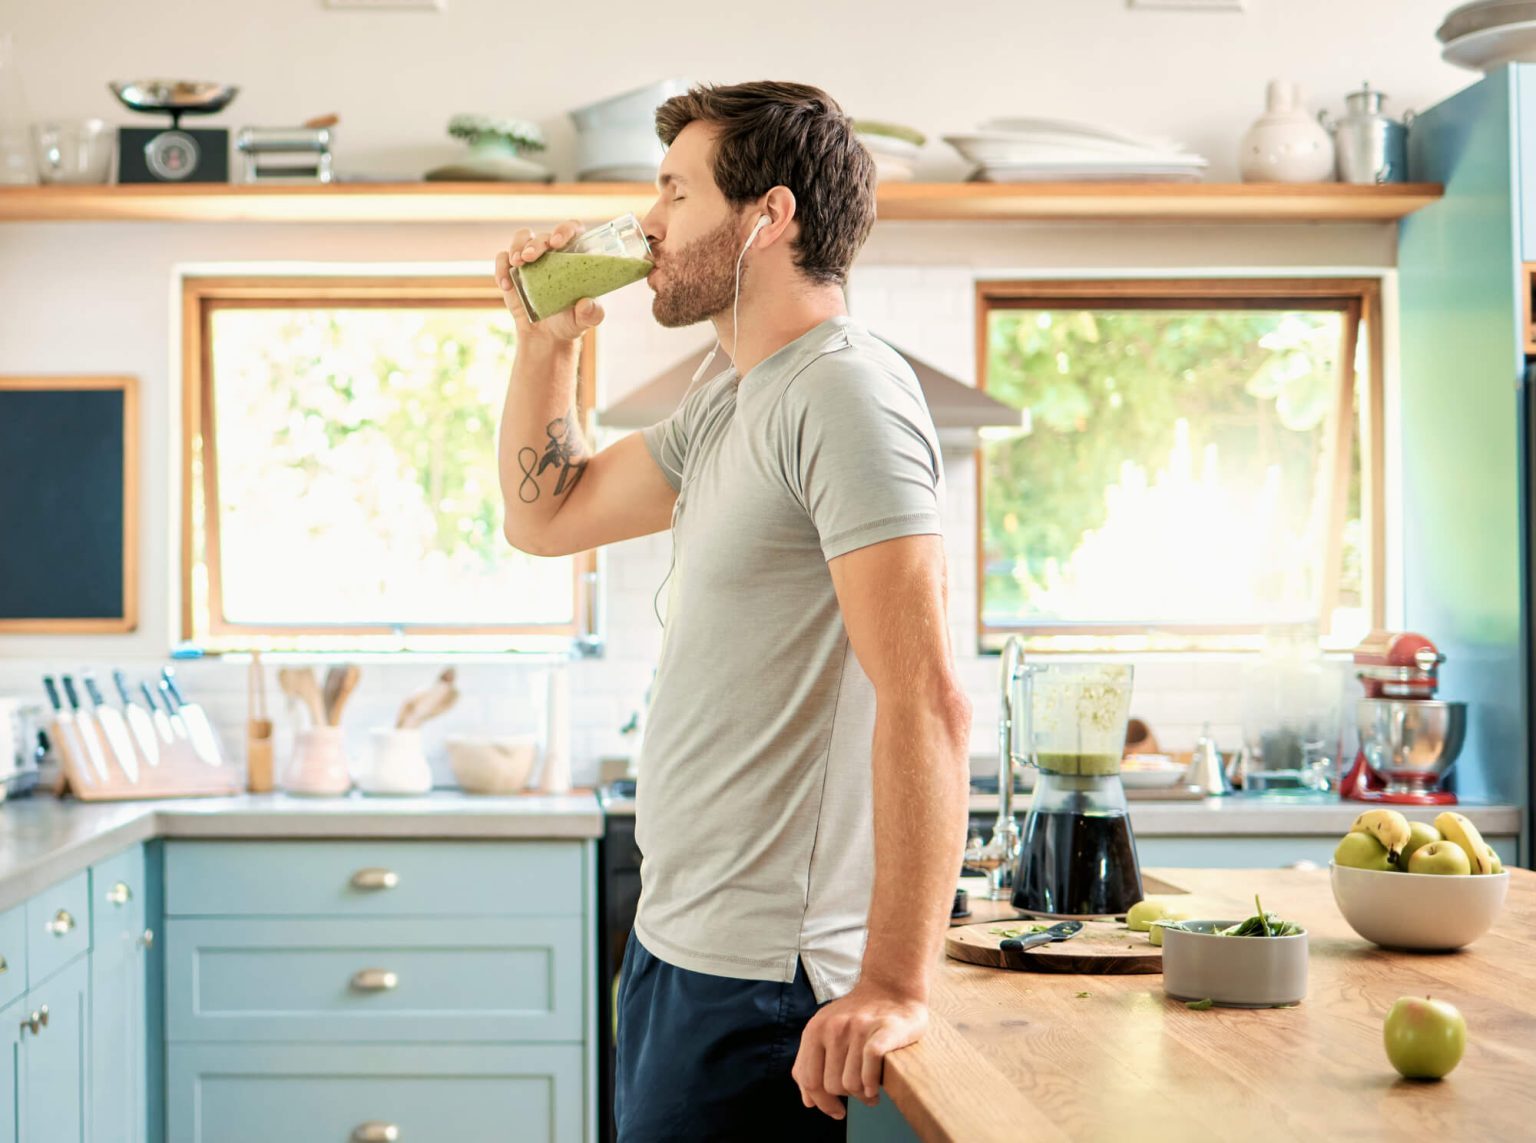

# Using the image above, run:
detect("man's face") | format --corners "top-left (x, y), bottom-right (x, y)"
top-left (642, 122), bottom-right (750, 329)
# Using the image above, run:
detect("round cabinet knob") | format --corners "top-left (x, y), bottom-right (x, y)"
top-left (47, 909), bottom-right (75, 937)
top-left (36, 1005), bottom-right (47, 1028)
top-left (351, 1123), bottom-right (400, 1143)
top-left (20, 1011), bottom-right (39, 1035)
top-left (107, 881), bottom-right (132, 907)
top-left (349, 868), bottom-right (400, 891)
top-left (139, 928), bottom-right (155, 950)
top-left (0, 954), bottom-right (8, 975)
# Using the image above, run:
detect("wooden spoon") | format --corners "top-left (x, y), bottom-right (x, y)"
top-left (396, 668), bottom-right (458, 729)
top-left (279, 667), bottom-right (326, 726)
top-left (324, 665), bottom-right (361, 727)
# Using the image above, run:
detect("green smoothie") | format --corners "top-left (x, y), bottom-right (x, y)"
top-left (1036, 752), bottom-right (1123, 777)
top-left (514, 252), bottom-right (653, 323)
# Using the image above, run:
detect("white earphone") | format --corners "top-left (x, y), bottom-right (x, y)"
top-left (745, 213), bottom-right (770, 246)
top-left (685, 214), bottom-right (773, 387)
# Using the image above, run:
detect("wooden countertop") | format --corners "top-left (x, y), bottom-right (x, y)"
top-left (879, 868), bottom-right (1536, 1142)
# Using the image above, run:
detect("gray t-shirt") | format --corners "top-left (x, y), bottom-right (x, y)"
top-left (636, 315), bottom-right (944, 1002)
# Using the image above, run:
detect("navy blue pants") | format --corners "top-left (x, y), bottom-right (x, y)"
top-left (615, 933), bottom-right (848, 1142)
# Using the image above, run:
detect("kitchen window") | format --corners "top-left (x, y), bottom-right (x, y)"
top-left (976, 278), bottom-right (1384, 653)
top-left (181, 276), bottom-right (596, 652)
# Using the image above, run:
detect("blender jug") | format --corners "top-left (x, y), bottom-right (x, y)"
top-left (1010, 662), bottom-right (1144, 917)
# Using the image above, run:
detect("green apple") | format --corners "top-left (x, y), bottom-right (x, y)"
top-left (1398, 821), bottom-right (1441, 867)
top-left (1484, 846), bottom-right (1504, 875)
top-left (1127, 898), bottom-right (1174, 932)
top-left (1384, 996), bottom-right (1466, 1080)
top-left (1408, 840), bottom-right (1473, 876)
top-left (1334, 831), bottom-right (1394, 872)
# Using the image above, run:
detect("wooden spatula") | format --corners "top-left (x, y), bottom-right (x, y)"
top-left (323, 664), bottom-right (361, 726)
top-left (396, 668), bottom-right (458, 729)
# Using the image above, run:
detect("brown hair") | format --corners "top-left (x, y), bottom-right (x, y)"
top-left (654, 81), bottom-right (876, 287)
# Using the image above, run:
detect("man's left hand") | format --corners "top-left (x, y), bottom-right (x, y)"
top-left (791, 983), bottom-right (929, 1119)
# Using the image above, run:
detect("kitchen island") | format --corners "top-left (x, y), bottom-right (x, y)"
top-left (855, 867), bottom-right (1536, 1142)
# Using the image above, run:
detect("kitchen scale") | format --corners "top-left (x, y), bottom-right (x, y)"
top-left (109, 79), bottom-right (238, 183)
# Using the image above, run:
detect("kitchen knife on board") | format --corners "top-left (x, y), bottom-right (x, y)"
top-left (42, 675), bottom-right (95, 789)
top-left (84, 672), bottom-right (139, 783)
top-left (115, 669), bottom-right (160, 767)
top-left (61, 674), bottom-right (112, 784)
top-left (141, 682), bottom-right (176, 746)
top-left (161, 667), bottom-right (222, 765)
top-left (157, 679), bottom-right (192, 742)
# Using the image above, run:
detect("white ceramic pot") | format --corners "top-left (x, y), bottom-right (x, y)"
top-left (281, 727), bottom-right (352, 797)
top-left (359, 727), bottom-right (432, 796)
top-left (1239, 79), bottom-right (1336, 183)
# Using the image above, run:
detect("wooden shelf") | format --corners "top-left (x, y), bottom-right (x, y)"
top-left (0, 181), bottom-right (1443, 225)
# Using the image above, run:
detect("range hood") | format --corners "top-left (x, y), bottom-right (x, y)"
top-left (597, 339), bottom-right (1021, 448)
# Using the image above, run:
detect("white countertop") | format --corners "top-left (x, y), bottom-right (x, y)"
top-left (0, 791), bottom-right (602, 914)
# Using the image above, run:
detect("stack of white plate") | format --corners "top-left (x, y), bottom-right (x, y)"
top-left (943, 117), bottom-right (1207, 183)
top-left (1438, 1), bottom-right (1536, 71)
top-left (857, 132), bottom-right (922, 182)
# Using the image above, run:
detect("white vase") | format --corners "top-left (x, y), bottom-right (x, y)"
top-left (1239, 79), bottom-right (1336, 184)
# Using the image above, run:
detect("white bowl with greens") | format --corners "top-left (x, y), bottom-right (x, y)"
top-left (1160, 899), bottom-right (1308, 1009)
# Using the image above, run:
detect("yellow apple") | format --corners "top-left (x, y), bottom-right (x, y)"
top-left (1408, 840), bottom-right (1472, 876)
top-left (1384, 996), bottom-right (1466, 1080)
top-left (1334, 831), bottom-right (1393, 872)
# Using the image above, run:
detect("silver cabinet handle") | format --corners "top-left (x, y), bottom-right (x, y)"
top-left (349, 868), bottom-right (399, 891)
top-left (351, 1124), bottom-right (400, 1143)
top-left (47, 909), bottom-right (75, 937)
top-left (139, 928), bottom-right (155, 950)
top-left (349, 968), bottom-right (399, 992)
top-left (107, 881), bottom-right (132, 906)
top-left (20, 1010), bottom-right (40, 1035)
top-left (36, 1005), bottom-right (47, 1028)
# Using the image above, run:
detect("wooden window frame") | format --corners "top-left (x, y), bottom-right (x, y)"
top-left (180, 275), bottom-right (597, 648)
top-left (974, 277), bottom-right (1386, 652)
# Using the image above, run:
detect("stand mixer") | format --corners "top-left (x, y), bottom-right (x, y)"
top-left (1338, 630), bottom-right (1467, 804)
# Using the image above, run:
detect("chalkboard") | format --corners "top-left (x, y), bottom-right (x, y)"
top-left (0, 377), bottom-right (138, 632)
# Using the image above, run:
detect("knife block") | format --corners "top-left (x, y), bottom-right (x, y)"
top-left (51, 712), bottom-right (243, 801)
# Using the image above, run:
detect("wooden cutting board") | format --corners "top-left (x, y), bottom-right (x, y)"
top-left (945, 918), bottom-right (1163, 974)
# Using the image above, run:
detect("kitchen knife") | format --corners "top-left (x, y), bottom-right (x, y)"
top-left (142, 682), bottom-right (176, 745)
top-left (999, 920), bottom-right (1084, 953)
top-left (61, 674), bottom-right (113, 784)
top-left (157, 678), bottom-right (191, 742)
top-left (43, 675), bottom-right (95, 788)
top-left (84, 673), bottom-right (139, 783)
top-left (162, 666), bottom-right (223, 766)
top-left (115, 669), bottom-right (160, 767)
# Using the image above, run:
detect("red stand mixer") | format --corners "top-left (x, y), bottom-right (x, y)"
top-left (1339, 631), bottom-right (1467, 804)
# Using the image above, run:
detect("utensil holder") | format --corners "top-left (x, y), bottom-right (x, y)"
top-left (281, 727), bottom-right (352, 796)
top-left (359, 727), bottom-right (431, 796)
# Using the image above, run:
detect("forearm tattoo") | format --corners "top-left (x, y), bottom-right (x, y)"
top-left (516, 411), bottom-right (589, 503)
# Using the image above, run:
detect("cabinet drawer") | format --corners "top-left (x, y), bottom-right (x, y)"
top-left (0, 904), bottom-right (24, 1010)
top-left (165, 841), bottom-right (583, 918)
top-left (26, 871), bottom-right (89, 987)
top-left (166, 917), bottom-right (583, 1043)
top-left (167, 1042), bottom-right (584, 1143)
top-left (91, 844), bottom-right (147, 954)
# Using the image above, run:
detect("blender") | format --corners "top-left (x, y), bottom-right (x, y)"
top-left (1005, 650), bottom-right (1144, 918)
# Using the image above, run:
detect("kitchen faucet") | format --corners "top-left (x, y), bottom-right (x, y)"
top-left (987, 634), bottom-right (1026, 897)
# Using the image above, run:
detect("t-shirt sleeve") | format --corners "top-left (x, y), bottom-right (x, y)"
top-left (639, 378), bottom-right (710, 492)
top-left (782, 353), bottom-right (944, 562)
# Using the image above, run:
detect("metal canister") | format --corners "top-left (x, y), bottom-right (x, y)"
top-left (1322, 83), bottom-right (1411, 184)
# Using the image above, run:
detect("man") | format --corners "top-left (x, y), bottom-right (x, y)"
top-left (494, 81), bottom-right (971, 1141)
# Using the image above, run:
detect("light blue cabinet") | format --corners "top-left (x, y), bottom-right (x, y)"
top-left (164, 839), bottom-right (594, 1142)
top-left (167, 1043), bottom-right (585, 1143)
top-left (23, 954), bottom-right (88, 1143)
top-left (89, 845), bottom-right (147, 1143)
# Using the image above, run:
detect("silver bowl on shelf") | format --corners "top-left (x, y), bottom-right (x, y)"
top-left (109, 80), bottom-right (239, 128)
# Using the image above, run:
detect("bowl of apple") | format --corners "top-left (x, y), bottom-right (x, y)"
top-left (1330, 809), bottom-right (1509, 951)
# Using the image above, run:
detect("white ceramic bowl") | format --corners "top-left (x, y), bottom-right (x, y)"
top-left (1330, 862), bottom-right (1509, 950)
top-left (1161, 921), bottom-right (1308, 1007)
top-left (446, 735), bottom-right (538, 795)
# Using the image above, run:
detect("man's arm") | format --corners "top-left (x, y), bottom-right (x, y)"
top-left (791, 532), bottom-right (973, 1119)
top-left (494, 222), bottom-right (677, 557)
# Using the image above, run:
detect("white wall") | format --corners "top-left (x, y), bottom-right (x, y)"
top-left (0, 0), bottom-right (1478, 786)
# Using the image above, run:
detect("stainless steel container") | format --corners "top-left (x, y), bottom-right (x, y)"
top-left (1356, 698), bottom-right (1467, 795)
top-left (1321, 83), bottom-right (1411, 184)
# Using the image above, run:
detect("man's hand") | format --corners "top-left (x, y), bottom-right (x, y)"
top-left (791, 982), bottom-right (929, 1119)
top-left (494, 220), bottom-right (606, 342)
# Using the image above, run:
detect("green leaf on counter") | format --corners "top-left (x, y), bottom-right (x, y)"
top-left (1186, 998), bottom-right (1215, 1010)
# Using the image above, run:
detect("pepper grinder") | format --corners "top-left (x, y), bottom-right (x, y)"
top-left (1185, 723), bottom-right (1233, 796)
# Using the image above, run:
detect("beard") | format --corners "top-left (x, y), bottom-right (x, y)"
top-left (649, 213), bottom-right (746, 329)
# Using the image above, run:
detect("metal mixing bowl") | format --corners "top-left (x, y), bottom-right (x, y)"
top-left (1356, 698), bottom-right (1467, 793)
